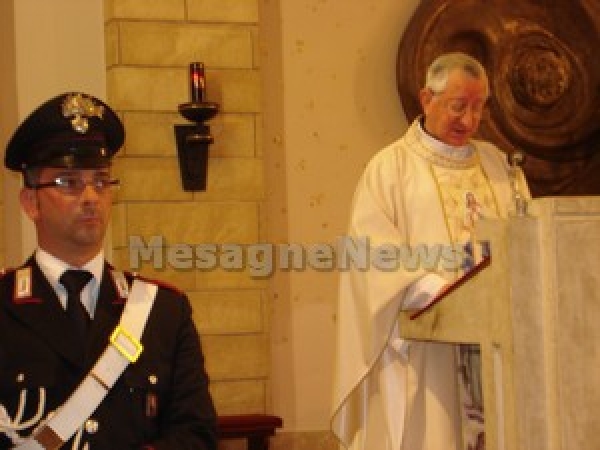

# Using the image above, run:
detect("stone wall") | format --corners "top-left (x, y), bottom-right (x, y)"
top-left (104, 0), bottom-right (269, 421)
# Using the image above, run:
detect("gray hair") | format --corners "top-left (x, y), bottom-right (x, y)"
top-left (425, 52), bottom-right (489, 96)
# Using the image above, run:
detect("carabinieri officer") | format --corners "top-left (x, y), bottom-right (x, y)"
top-left (0, 92), bottom-right (217, 449)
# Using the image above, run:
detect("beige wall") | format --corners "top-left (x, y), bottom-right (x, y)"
top-left (261, 0), bottom-right (420, 434)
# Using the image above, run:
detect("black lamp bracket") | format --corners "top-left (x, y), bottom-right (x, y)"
top-left (174, 66), bottom-right (219, 191)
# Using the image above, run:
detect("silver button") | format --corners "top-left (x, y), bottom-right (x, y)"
top-left (85, 419), bottom-right (99, 434)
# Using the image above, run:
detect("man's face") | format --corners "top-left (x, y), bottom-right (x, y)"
top-left (420, 69), bottom-right (488, 147)
top-left (20, 167), bottom-right (115, 265)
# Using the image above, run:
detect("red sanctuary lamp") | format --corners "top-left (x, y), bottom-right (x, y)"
top-left (190, 62), bottom-right (205, 102)
top-left (174, 62), bottom-right (219, 191)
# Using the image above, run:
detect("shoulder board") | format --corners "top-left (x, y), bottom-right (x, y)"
top-left (123, 270), bottom-right (184, 296)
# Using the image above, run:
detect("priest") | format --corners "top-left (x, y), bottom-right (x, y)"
top-left (331, 52), bottom-right (530, 450)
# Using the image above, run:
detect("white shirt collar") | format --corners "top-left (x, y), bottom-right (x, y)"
top-left (417, 119), bottom-right (474, 160)
top-left (35, 248), bottom-right (104, 317)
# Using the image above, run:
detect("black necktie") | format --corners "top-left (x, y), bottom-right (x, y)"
top-left (60, 269), bottom-right (93, 339)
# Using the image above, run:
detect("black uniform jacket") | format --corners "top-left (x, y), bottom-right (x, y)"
top-left (0, 258), bottom-right (217, 449)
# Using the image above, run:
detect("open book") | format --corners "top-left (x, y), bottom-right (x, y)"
top-left (409, 255), bottom-right (491, 320)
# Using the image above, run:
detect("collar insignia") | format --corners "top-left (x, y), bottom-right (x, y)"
top-left (15, 267), bottom-right (32, 299)
top-left (111, 270), bottom-right (129, 299)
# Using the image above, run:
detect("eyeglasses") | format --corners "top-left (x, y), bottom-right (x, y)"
top-left (430, 90), bottom-right (487, 119)
top-left (31, 176), bottom-right (120, 195)
top-left (442, 97), bottom-right (486, 119)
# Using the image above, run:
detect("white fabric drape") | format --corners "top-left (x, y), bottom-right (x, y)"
top-left (331, 120), bottom-right (529, 450)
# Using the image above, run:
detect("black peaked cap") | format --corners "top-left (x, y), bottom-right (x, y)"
top-left (5, 92), bottom-right (124, 171)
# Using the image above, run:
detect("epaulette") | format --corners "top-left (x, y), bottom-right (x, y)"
top-left (123, 270), bottom-right (184, 296)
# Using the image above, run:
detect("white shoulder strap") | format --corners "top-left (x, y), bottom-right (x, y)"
top-left (16, 279), bottom-right (158, 450)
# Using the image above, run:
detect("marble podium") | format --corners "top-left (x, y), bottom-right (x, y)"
top-left (398, 197), bottom-right (600, 450)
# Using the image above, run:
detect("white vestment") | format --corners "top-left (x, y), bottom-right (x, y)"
top-left (331, 119), bottom-right (529, 450)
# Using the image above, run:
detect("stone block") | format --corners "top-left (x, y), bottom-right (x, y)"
top-left (119, 22), bottom-right (253, 68)
top-left (251, 26), bottom-right (260, 68)
top-left (123, 112), bottom-right (179, 157)
top-left (125, 202), bottom-right (259, 243)
top-left (217, 69), bottom-right (261, 113)
top-left (105, 0), bottom-right (185, 20)
top-left (104, 22), bottom-right (119, 67)
top-left (109, 202), bottom-right (127, 249)
top-left (195, 266), bottom-right (269, 290)
top-left (187, 0), bottom-right (259, 23)
top-left (107, 67), bottom-right (186, 112)
top-left (255, 114), bottom-right (263, 157)
top-left (113, 157), bottom-right (193, 201)
top-left (210, 114), bottom-right (257, 158)
top-left (210, 379), bottom-right (266, 415)
top-left (189, 290), bottom-right (263, 334)
top-left (202, 334), bottom-right (269, 380)
top-left (194, 157), bottom-right (265, 201)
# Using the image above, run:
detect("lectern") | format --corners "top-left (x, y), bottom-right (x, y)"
top-left (399, 197), bottom-right (600, 450)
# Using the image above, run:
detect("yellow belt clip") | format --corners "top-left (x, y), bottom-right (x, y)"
top-left (110, 325), bottom-right (143, 363)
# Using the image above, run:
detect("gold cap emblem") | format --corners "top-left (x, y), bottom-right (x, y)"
top-left (62, 93), bottom-right (105, 134)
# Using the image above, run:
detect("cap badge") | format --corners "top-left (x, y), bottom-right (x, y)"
top-left (62, 93), bottom-right (105, 134)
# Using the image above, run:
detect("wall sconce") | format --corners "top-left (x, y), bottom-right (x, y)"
top-left (174, 62), bottom-right (219, 191)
